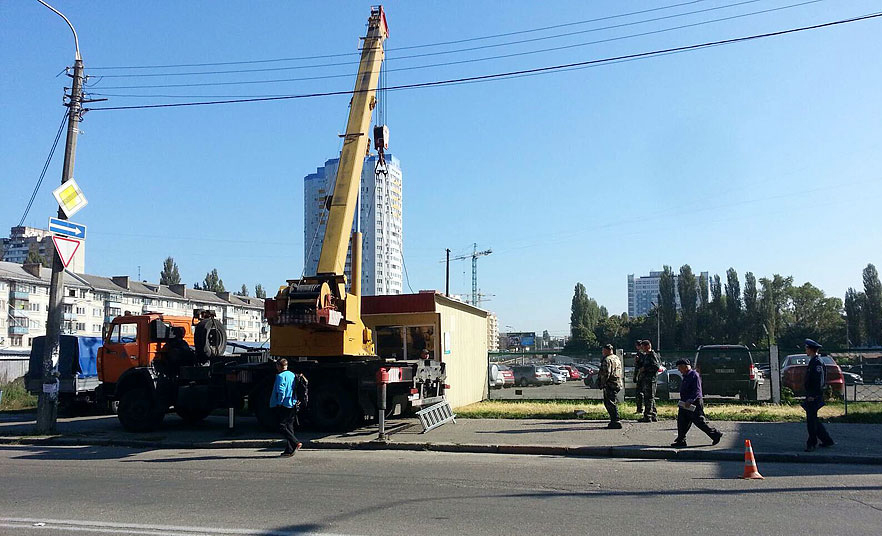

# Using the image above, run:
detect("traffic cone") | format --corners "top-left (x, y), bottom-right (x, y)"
top-left (739, 439), bottom-right (764, 480)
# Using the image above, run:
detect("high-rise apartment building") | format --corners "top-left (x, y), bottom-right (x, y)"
top-left (304, 154), bottom-right (403, 295)
top-left (628, 270), bottom-right (709, 318)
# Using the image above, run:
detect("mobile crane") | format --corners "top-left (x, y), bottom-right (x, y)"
top-left (97, 6), bottom-right (446, 432)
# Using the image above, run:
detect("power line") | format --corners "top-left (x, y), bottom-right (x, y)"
top-left (86, 0), bottom-right (711, 71)
top-left (85, 0), bottom-right (826, 92)
top-left (88, 0), bottom-right (769, 80)
top-left (86, 12), bottom-right (882, 112)
top-left (18, 112), bottom-right (68, 226)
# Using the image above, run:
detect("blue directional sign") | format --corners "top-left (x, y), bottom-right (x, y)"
top-left (48, 217), bottom-right (87, 240)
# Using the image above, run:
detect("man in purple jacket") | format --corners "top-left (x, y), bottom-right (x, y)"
top-left (671, 358), bottom-right (723, 448)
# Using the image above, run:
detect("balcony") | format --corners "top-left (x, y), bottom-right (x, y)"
top-left (9, 326), bottom-right (28, 335)
top-left (62, 296), bottom-right (77, 306)
top-left (10, 309), bottom-right (29, 318)
top-left (106, 301), bottom-right (123, 310)
top-left (11, 291), bottom-right (29, 301)
top-left (104, 315), bottom-right (117, 323)
top-left (63, 312), bottom-right (77, 321)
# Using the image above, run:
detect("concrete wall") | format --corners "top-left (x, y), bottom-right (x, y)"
top-left (0, 356), bottom-right (28, 383)
top-left (436, 299), bottom-right (488, 409)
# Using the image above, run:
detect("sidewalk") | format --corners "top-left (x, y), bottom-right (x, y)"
top-left (1, 410), bottom-right (880, 465)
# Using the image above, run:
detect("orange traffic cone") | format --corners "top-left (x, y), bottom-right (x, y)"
top-left (739, 439), bottom-right (764, 480)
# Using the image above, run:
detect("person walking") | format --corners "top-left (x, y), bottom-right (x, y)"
top-left (671, 358), bottom-right (723, 447)
top-left (803, 338), bottom-right (834, 452)
top-left (637, 340), bottom-right (661, 422)
top-left (269, 358), bottom-right (302, 457)
top-left (599, 344), bottom-right (623, 428)
top-left (633, 340), bottom-right (645, 415)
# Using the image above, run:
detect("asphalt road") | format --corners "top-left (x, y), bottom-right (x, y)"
top-left (1, 445), bottom-right (881, 535)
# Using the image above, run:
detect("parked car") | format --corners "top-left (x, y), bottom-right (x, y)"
top-left (575, 364), bottom-right (596, 377)
top-left (488, 364), bottom-right (505, 389)
top-left (780, 354), bottom-right (845, 395)
top-left (496, 364), bottom-right (515, 388)
top-left (841, 371), bottom-right (863, 386)
top-left (545, 365), bottom-right (568, 384)
top-left (562, 365), bottom-right (582, 380)
top-left (694, 345), bottom-right (761, 400)
top-left (511, 365), bottom-right (553, 386)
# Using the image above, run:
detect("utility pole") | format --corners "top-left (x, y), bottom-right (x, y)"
top-left (36, 0), bottom-right (84, 434)
top-left (445, 248), bottom-right (450, 297)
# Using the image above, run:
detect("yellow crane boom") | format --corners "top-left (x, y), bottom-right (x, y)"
top-left (266, 6), bottom-right (389, 359)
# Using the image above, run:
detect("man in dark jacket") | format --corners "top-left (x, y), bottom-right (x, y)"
top-left (633, 341), bottom-right (645, 415)
top-left (803, 338), bottom-right (834, 452)
top-left (671, 358), bottom-right (723, 447)
top-left (637, 340), bottom-right (660, 422)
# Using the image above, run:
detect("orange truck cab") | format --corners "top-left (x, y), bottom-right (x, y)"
top-left (98, 313), bottom-right (195, 385)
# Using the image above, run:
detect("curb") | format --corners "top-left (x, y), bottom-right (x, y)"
top-left (2, 435), bottom-right (881, 466)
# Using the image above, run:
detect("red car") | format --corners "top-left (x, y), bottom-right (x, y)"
top-left (497, 365), bottom-right (515, 388)
top-left (781, 354), bottom-right (844, 395)
top-left (562, 365), bottom-right (582, 380)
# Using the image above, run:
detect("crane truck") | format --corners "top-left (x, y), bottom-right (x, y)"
top-left (97, 6), bottom-right (448, 432)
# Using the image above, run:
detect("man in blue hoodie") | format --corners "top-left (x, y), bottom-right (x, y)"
top-left (671, 358), bottom-right (723, 448)
top-left (269, 358), bottom-right (301, 457)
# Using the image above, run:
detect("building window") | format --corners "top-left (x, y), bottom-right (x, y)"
top-left (76, 307), bottom-right (86, 315)
top-left (76, 322), bottom-right (86, 331)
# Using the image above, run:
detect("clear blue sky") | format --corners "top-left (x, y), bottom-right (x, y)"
top-left (2, 1), bottom-right (881, 336)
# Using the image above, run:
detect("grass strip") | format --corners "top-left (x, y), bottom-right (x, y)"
top-left (455, 400), bottom-right (882, 423)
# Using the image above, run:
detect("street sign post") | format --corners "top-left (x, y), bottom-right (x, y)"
top-left (48, 217), bottom-right (86, 239)
top-left (52, 178), bottom-right (88, 218)
top-left (51, 235), bottom-right (82, 268)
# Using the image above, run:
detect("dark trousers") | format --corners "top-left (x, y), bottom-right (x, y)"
top-left (804, 402), bottom-right (833, 447)
top-left (603, 386), bottom-right (620, 422)
top-left (634, 379), bottom-right (644, 411)
top-left (638, 377), bottom-right (657, 418)
top-left (274, 406), bottom-right (300, 453)
top-left (676, 401), bottom-right (720, 441)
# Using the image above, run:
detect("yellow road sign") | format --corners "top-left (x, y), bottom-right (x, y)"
top-left (52, 179), bottom-right (88, 218)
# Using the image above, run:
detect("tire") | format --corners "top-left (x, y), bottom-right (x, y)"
top-left (308, 381), bottom-right (359, 432)
top-left (118, 387), bottom-right (165, 432)
top-left (175, 405), bottom-right (213, 425)
top-left (518, 378), bottom-right (528, 387)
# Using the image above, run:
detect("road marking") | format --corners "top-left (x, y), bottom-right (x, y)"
top-left (0, 518), bottom-right (357, 536)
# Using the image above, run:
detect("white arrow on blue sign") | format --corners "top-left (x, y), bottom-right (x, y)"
top-left (48, 217), bottom-right (87, 239)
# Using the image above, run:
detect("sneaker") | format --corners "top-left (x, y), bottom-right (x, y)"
top-left (820, 441), bottom-right (835, 448)
top-left (711, 432), bottom-right (723, 446)
top-left (280, 451), bottom-right (294, 457)
top-left (671, 440), bottom-right (687, 448)
top-left (607, 421), bottom-right (623, 429)
top-left (295, 442), bottom-right (303, 452)
top-left (637, 417), bottom-right (651, 423)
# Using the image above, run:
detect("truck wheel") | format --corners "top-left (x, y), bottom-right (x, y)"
top-left (308, 382), bottom-right (358, 431)
top-left (118, 387), bottom-right (164, 432)
top-left (175, 406), bottom-right (212, 424)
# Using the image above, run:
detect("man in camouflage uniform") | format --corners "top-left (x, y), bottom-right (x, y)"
top-left (599, 343), bottom-right (623, 428)
top-left (633, 340), bottom-right (645, 415)
top-left (637, 339), bottom-right (661, 422)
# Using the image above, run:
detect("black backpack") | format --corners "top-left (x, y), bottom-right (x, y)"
top-left (294, 374), bottom-right (309, 410)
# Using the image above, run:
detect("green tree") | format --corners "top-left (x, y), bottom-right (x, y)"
top-left (743, 272), bottom-right (762, 346)
top-left (677, 265), bottom-right (698, 350)
top-left (567, 282), bottom-right (599, 350)
top-left (237, 284), bottom-right (249, 297)
top-left (658, 265), bottom-right (677, 349)
top-left (25, 243), bottom-right (49, 267)
top-left (200, 269), bottom-right (225, 292)
top-left (709, 274), bottom-right (726, 342)
top-left (779, 283), bottom-right (846, 349)
top-left (254, 284), bottom-right (267, 299)
top-left (724, 268), bottom-right (742, 342)
top-left (844, 287), bottom-right (865, 347)
top-left (759, 274), bottom-right (793, 344)
top-left (159, 257), bottom-right (181, 285)
top-left (863, 264), bottom-right (882, 346)
top-left (697, 272), bottom-right (711, 343)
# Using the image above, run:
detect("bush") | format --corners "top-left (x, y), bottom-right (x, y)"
top-left (0, 377), bottom-right (37, 411)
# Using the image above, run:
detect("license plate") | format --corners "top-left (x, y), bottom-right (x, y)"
top-left (716, 369), bottom-right (735, 373)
